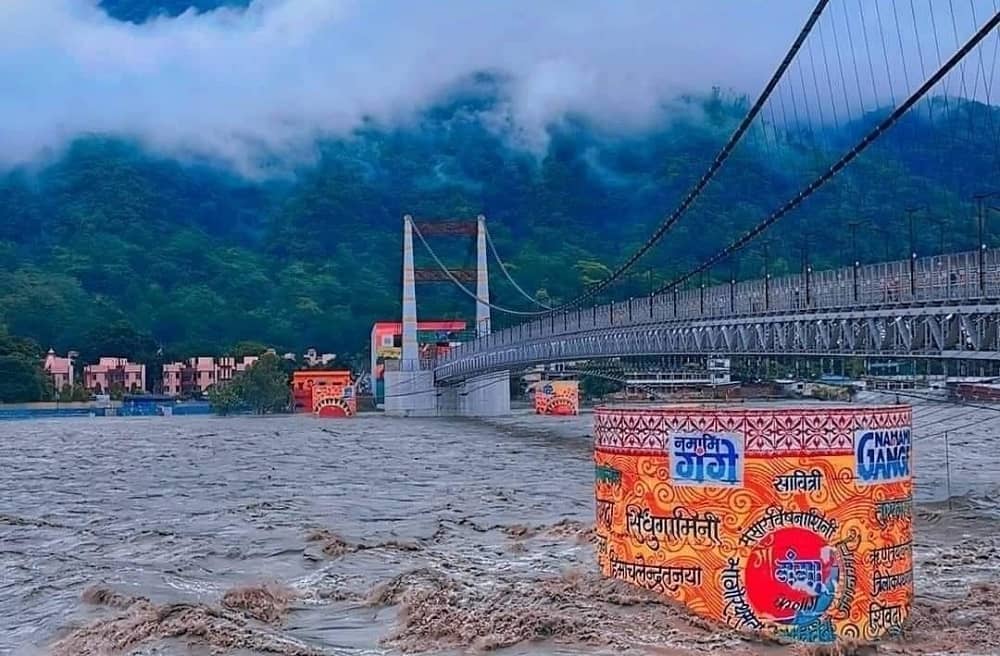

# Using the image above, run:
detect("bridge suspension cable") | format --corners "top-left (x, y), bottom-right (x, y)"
top-left (410, 220), bottom-right (550, 316)
top-left (653, 7), bottom-right (1000, 295)
top-left (483, 224), bottom-right (553, 310)
top-left (428, 0), bottom-right (831, 317)
top-left (533, 0), bottom-right (832, 314)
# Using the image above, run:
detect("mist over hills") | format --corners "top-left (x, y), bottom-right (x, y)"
top-left (0, 1), bottom-right (995, 365)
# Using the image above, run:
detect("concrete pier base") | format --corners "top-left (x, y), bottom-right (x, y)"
top-left (458, 371), bottom-right (510, 417)
top-left (383, 370), bottom-right (437, 417)
top-left (384, 370), bottom-right (511, 417)
top-left (436, 384), bottom-right (459, 416)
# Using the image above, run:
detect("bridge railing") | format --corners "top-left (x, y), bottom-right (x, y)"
top-left (443, 247), bottom-right (1000, 367)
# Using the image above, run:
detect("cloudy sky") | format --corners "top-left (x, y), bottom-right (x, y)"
top-left (0, 0), bottom-right (992, 173)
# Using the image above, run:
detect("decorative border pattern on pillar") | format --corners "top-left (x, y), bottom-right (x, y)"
top-left (594, 404), bottom-right (913, 644)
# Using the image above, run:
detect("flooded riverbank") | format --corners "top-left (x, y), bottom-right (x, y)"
top-left (1, 400), bottom-right (997, 655)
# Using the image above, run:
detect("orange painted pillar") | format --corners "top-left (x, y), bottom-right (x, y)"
top-left (534, 381), bottom-right (580, 415)
top-left (594, 404), bottom-right (913, 643)
top-left (296, 371), bottom-right (356, 418)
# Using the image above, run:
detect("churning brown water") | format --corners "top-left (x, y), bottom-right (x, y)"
top-left (1, 401), bottom-right (998, 656)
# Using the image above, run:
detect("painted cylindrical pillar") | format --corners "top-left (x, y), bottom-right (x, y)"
top-left (594, 404), bottom-right (913, 644)
top-left (534, 380), bottom-right (580, 415)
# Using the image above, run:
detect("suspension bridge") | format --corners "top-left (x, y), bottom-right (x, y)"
top-left (384, 0), bottom-right (1000, 417)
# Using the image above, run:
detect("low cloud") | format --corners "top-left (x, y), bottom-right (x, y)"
top-left (0, 0), bottom-right (988, 175)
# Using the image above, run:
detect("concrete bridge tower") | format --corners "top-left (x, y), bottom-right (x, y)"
top-left (401, 215), bottom-right (419, 371)
top-left (384, 213), bottom-right (509, 418)
top-left (383, 214), bottom-right (437, 416)
top-left (476, 214), bottom-right (491, 337)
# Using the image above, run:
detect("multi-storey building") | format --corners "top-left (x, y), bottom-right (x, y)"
top-left (84, 358), bottom-right (146, 394)
top-left (161, 356), bottom-right (259, 397)
top-left (43, 349), bottom-right (75, 391)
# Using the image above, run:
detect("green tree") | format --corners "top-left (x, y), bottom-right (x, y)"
top-left (0, 326), bottom-right (48, 403)
top-left (239, 353), bottom-right (292, 414)
top-left (207, 380), bottom-right (244, 416)
top-left (80, 320), bottom-right (158, 363)
top-left (0, 325), bottom-right (43, 359)
top-left (108, 382), bottom-right (126, 401)
top-left (208, 352), bottom-right (290, 415)
top-left (0, 355), bottom-right (48, 403)
top-left (579, 373), bottom-right (623, 400)
top-left (229, 340), bottom-right (269, 358)
top-left (71, 383), bottom-right (90, 402)
top-left (79, 320), bottom-right (161, 392)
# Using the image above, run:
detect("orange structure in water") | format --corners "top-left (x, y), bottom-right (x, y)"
top-left (534, 381), bottom-right (579, 415)
top-left (291, 370), bottom-right (356, 417)
top-left (593, 404), bottom-right (913, 644)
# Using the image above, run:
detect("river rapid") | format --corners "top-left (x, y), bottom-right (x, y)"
top-left (1, 401), bottom-right (998, 656)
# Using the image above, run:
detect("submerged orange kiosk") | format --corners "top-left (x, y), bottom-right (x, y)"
top-left (291, 371), bottom-right (356, 417)
top-left (534, 381), bottom-right (580, 415)
top-left (594, 404), bottom-right (913, 644)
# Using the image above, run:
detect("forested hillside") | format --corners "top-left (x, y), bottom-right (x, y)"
top-left (0, 0), bottom-right (994, 367)
top-left (1, 91), bottom-right (995, 361)
top-left (99, 0), bottom-right (249, 22)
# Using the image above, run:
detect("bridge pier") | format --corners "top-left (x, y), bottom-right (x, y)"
top-left (457, 371), bottom-right (510, 417)
top-left (384, 370), bottom-right (511, 417)
top-left (386, 213), bottom-right (510, 417)
top-left (383, 370), bottom-right (437, 417)
top-left (436, 384), bottom-right (459, 416)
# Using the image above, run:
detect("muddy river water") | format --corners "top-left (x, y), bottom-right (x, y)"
top-left (1, 399), bottom-right (998, 655)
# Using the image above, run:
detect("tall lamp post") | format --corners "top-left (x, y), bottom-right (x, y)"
top-left (905, 206), bottom-right (927, 296)
top-left (984, 204), bottom-right (1000, 295)
top-left (870, 223), bottom-right (891, 262)
top-left (799, 230), bottom-right (812, 307)
top-left (761, 238), bottom-right (772, 310)
top-left (847, 220), bottom-right (862, 301)
top-left (973, 192), bottom-right (1000, 293)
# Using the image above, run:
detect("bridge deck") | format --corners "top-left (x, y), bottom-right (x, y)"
top-left (436, 249), bottom-right (1000, 381)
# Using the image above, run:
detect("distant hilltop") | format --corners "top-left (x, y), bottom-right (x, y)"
top-left (98, 0), bottom-right (250, 23)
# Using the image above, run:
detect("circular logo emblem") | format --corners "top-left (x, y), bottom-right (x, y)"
top-left (745, 527), bottom-right (840, 626)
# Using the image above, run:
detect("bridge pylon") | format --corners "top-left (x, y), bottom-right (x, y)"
top-left (384, 214), bottom-right (509, 417)
top-left (401, 215), bottom-right (419, 371)
top-left (383, 214), bottom-right (437, 417)
top-left (475, 214), bottom-right (491, 337)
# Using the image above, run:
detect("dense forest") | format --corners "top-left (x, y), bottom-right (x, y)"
top-left (98, 0), bottom-right (250, 22)
top-left (0, 0), bottom-right (996, 398)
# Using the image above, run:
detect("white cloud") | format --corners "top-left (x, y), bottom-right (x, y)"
top-left (0, 0), bottom-right (989, 175)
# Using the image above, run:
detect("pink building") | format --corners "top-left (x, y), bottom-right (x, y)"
top-left (162, 362), bottom-right (184, 397)
top-left (162, 356), bottom-right (260, 397)
top-left (43, 349), bottom-right (75, 391)
top-left (84, 357), bottom-right (146, 394)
